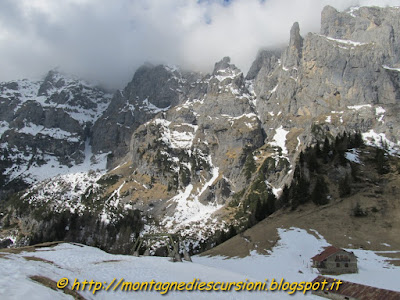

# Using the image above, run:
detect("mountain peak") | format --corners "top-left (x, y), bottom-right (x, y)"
top-left (289, 22), bottom-right (302, 46)
top-left (212, 56), bottom-right (240, 75)
top-left (288, 21), bottom-right (303, 55)
top-left (2, 5), bottom-right (400, 263)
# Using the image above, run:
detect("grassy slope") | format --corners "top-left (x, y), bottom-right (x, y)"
top-left (202, 147), bottom-right (400, 261)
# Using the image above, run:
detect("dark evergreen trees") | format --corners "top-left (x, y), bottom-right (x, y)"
top-left (280, 185), bottom-right (290, 207)
top-left (322, 136), bottom-right (331, 161)
top-left (307, 150), bottom-right (319, 173)
top-left (335, 132), bottom-right (349, 166)
top-left (349, 131), bottom-right (364, 148)
top-left (375, 148), bottom-right (389, 175)
top-left (312, 177), bottom-right (329, 205)
top-left (291, 165), bottom-right (310, 209)
top-left (339, 174), bottom-right (351, 197)
top-left (244, 153), bottom-right (256, 180)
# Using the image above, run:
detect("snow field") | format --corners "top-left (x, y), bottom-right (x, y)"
top-left (1, 228), bottom-right (399, 299)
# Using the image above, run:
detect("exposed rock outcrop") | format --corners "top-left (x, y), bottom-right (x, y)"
top-left (90, 64), bottom-right (206, 164)
top-left (0, 70), bottom-right (111, 196)
top-left (1, 5), bottom-right (400, 253)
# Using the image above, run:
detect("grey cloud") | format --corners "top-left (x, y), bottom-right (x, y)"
top-left (0, 0), bottom-right (399, 89)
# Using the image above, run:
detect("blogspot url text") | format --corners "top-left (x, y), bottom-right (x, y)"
top-left (56, 277), bottom-right (343, 295)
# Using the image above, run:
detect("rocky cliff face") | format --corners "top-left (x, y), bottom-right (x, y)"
top-left (1, 5), bottom-right (400, 252)
top-left (91, 64), bottom-right (205, 163)
top-left (252, 5), bottom-right (400, 153)
top-left (0, 70), bottom-right (112, 198)
top-left (123, 57), bottom-right (266, 236)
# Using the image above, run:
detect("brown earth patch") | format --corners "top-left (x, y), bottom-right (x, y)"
top-left (23, 256), bottom-right (63, 269)
top-left (93, 259), bottom-right (122, 264)
top-left (0, 253), bottom-right (9, 259)
top-left (29, 275), bottom-right (86, 300)
top-left (0, 241), bottom-right (63, 254)
top-left (385, 260), bottom-right (400, 267)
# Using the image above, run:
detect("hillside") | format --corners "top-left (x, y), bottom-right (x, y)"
top-left (203, 144), bottom-right (400, 258)
top-left (1, 5), bottom-right (400, 257)
top-left (1, 228), bottom-right (399, 299)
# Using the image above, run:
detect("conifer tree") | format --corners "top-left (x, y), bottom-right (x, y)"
top-left (307, 150), bottom-right (319, 173)
top-left (244, 154), bottom-right (256, 180)
top-left (315, 141), bottom-right (322, 158)
top-left (299, 151), bottom-right (305, 166)
top-left (322, 137), bottom-right (331, 162)
top-left (228, 225), bottom-right (237, 239)
top-left (312, 177), bottom-right (329, 205)
top-left (266, 193), bottom-right (276, 215)
top-left (353, 131), bottom-right (364, 148)
top-left (280, 185), bottom-right (290, 207)
top-left (375, 148), bottom-right (389, 174)
top-left (339, 174), bottom-right (351, 197)
top-left (254, 199), bottom-right (264, 221)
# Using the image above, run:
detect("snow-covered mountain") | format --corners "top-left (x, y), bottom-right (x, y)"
top-left (1, 5), bottom-right (400, 256)
top-left (0, 70), bottom-right (112, 196)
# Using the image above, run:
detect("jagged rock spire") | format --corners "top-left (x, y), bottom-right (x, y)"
top-left (282, 22), bottom-right (303, 68)
top-left (212, 56), bottom-right (241, 75)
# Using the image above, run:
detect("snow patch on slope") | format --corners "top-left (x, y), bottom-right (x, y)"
top-left (221, 113), bottom-right (259, 127)
top-left (375, 106), bottom-right (385, 123)
top-left (4, 139), bottom-right (108, 184)
top-left (163, 156), bottom-right (222, 230)
top-left (18, 122), bottom-right (80, 142)
top-left (347, 6), bottom-right (360, 17)
top-left (383, 65), bottom-right (400, 72)
top-left (345, 149), bottom-right (361, 164)
top-left (347, 104), bottom-right (372, 110)
top-left (213, 68), bottom-right (242, 82)
top-left (141, 98), bottom-right (170, 114)
top-left (362, 130), bottom-right (400, 155)
top-left (24, 170), bottom-right (104, 214)
top-left (0, 243), bottom-right (272, 300)
top-left (153, 119), bottom-right (198, 149)
top-left (321, 35), bottom-right (369, 49)
top-left (0, 121), bottom-right (9, 138)
top-left (197, 227), bottom-right (400, 294)
top-left (269, 126), bottom-right (289, 155)
top-left (1, 77), bottom-right (111, 125)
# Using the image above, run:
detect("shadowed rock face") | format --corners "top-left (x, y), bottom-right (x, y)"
top-left (90, 64), bottom-right (205, 162)
top-left (246, 49), bottom-right (282, 81)
top-left (0, 70), bottom-right (112, 195)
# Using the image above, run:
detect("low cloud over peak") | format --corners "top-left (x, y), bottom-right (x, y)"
top-left (0, 0), bottom-right (398, 88)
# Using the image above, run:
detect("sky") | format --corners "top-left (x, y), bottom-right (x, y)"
top-left (0, 0), bottom-right (399, 89)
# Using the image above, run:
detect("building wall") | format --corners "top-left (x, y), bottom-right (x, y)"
top-left (316, 250), bottom-right (358, 274)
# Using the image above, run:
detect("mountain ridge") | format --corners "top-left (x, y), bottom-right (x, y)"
top-left (1, 5), bottom-right (400, 255)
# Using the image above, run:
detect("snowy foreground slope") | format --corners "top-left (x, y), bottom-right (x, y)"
top-left (1, 228), bottom-right (399, 300)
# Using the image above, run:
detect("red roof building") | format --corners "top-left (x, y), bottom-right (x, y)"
top-left (312, 246), bottom-right (342, 262)
top-left (311, 246), bottom-right (358, 274)
top-left (312, 276), bottom-right (400, 300)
